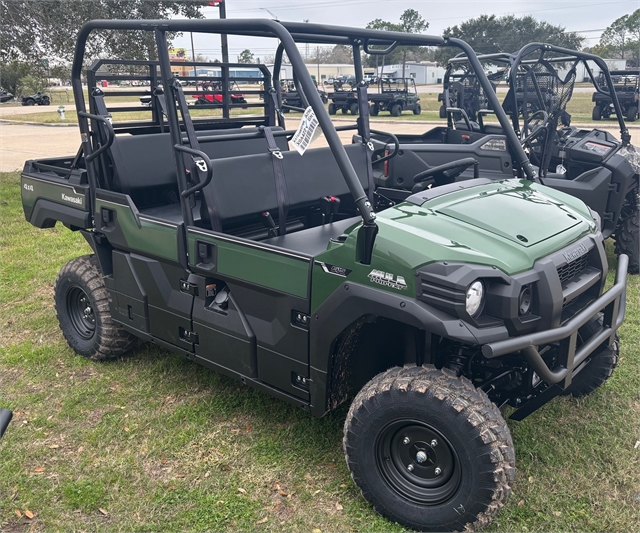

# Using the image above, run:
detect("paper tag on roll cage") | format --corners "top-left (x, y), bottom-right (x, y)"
top-left (291, 106), bottom-right (321, 155)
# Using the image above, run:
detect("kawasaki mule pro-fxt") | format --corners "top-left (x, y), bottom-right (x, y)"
top-left (21, 20), bottom-right (627, 532)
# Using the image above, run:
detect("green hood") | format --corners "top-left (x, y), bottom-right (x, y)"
top-left (372, 179), bottom-right (597, 275)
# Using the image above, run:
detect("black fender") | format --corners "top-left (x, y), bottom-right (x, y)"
top-left (308, 281), bottom-right (507, 417)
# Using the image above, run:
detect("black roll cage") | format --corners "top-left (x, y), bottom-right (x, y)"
top-left (444, 45), bottom-right (631, 145)
top-left (72, 19), bottom-right (538, 237)
top-left (511, 44), bottom-right (630, 143)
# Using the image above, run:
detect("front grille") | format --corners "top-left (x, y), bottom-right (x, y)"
top-left (557, 254), bottom-right (589, 285)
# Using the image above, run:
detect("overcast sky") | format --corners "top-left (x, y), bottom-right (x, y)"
top-left (172, 0), bottom-right (638, 62)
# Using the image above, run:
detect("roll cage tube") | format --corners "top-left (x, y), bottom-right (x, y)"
top-left (512, 42), bottom-right (631, 145)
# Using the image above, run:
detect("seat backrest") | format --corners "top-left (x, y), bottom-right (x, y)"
top-left (105, 127), bottom-right (288, 207)
top-left (203, 143), bottom-right (370, 227)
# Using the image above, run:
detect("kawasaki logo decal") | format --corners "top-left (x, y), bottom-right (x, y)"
top-left (562, 243), bottom-right (588, 263)
top-left (368, 269), bottom-right (407, 290)
top-left (61, 193), bottom-right (83, 205)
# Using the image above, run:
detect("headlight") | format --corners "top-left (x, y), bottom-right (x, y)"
top-left (465, 280), bottom-right (484, 317)
top-left (519, 285), bottom-right (532, 316)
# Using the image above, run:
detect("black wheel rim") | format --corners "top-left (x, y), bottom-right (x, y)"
top-left (66, 286), bottom-right (96, 340)
top-left (375, 419), bottom-right (462, 506)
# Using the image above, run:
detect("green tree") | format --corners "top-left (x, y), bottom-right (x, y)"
top-left (623, 9), bottom-right (640, 66)
top-left (0, 61), bottom-right (31, 96)
top-left (365, 14), bottom-right (430, 79)
top-left (599, 13), bottom-right (631, 59)
top-left (237, 49), bottom-right (255, 64)
top-left (0, 1), bottom-right (206, 63)
top-left (398, 9), bottom-right (429, 78)
top-left (435, 15), bottom-right (585, 65)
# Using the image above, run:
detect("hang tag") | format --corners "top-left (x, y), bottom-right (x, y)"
top-left (291, 106), bottom-right (321, 155)
top-left (555, 164), bottom-right (567, 175)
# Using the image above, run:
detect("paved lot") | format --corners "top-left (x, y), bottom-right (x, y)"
top-left (1, 119), bottom-right (638, 173)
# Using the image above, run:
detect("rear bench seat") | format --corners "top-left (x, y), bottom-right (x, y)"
top-left (198, 143), bottom-right (370, 253)
top-left (104, 127), bottom-right (289, 213)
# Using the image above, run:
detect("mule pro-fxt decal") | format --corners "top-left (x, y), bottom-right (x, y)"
top-left (368, 269), bottom-right (407, 290)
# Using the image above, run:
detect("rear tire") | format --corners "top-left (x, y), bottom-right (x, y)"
top-left (626, 105), bottom-right (637, 122)
top-left (370, 104), bottom-right (379, 116)
top-left (439, 104), bottom-right (447, 119)
top-left (615, 208), bottom-right (639, 274)
top-left (563, 315), bottom-right (620, 397)
top-left (328, 103), bottom-right (336, 115)
top-left (350, 102), bottom-right (359, 115)
top-left (592, 106), bottom-right (601, 120)
top-left (391, 104), bottom-right (402, 117)
top-left (41, 96), bottom-right (50, 106)
top-left (413, 103), bottom-right (421, 115)
top-left (54, 255), bottom-right (137, 360)
top-left (24, 98), bottom-right (35, 106)
top-left (344, 365), bottom-right (515, 532)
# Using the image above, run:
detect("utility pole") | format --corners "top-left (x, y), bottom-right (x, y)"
top-left (190, 31), bottom-right (196, 64)
top-left (209, 1), bottom-right (228, 63)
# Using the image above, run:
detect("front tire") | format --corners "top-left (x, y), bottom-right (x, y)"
top-left (54, 255), bottom-right (137, 360)
top-left (350, 102), bottom-right (359, 115)
top-left (626, 105), bottom-right (637, 122)
top-left (328, 103), bottom-right (336, 115)
top-left (370, 104), bottom-right (379, 116)
top-left (413, 103), bottom-right (421, 115)
top-left (391, 104), bottom-right (402, 117)
top-left (344, 365), bottom-right (515, 532)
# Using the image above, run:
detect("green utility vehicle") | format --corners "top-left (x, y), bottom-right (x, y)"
top-left (592, 69), bottom-right (639, 122)
top-left (22, 21), bottom-right (628, 532)
top-left (369, 77), bottom-right (421, 116)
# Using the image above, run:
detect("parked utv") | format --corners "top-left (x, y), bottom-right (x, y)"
top-left (327, 79), bottom-right (359, 115)
top-left (0, 89), bottom-right (14, 103)
top-left (368, 44), bottom-right (639, 274)
top-left (280, 78), bottom-right (328, 112)
top-left (437, 55), bottom-right (507, 121)
top-left (21, 92), bottom-right (51, 106)
top-left (22, 21), bottom-right (628, 532)
top-left (592, 69), bottom-right (639, 122)
top-left (369, 77), bottom-right (421, 116)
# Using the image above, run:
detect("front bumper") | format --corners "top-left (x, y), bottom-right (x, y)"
top-left (482, 254), bottom-right (628, 388)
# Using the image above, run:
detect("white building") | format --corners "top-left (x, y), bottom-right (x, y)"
top-left (556, 59), bottom-right (627, 82)
top-left (377, 62), bottom-right (446, 85)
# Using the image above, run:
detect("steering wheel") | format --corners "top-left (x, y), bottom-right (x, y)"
top-left (412, 158), bottom-right (479, 192)
top-left (520, 110), bottom-right (549, 148)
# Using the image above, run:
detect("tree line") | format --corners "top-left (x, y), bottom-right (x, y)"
top-left (1, 1), bottom-right (637, 98)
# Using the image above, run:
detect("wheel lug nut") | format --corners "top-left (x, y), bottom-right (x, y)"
top-left (403, 437), bottom-right (410, 445)
top-left (431, 439), bottom-right (438, 447)
top-left (434, 467), bottom-right (442, 475)
top-left (407, 464), bottom-right (414, 472)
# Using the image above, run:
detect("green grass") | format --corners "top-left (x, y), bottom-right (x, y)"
top-left (1, 170), bottom-right (639, 531)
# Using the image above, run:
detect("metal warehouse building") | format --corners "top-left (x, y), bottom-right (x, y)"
top-left (378, 62), bottom-right (446, 84)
